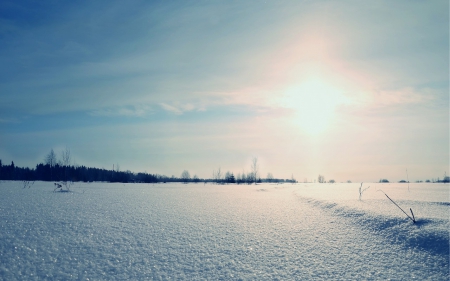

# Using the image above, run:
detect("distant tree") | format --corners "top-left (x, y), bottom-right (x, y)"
top-left (192, 174), bottom-right (200, 183)
top-left (230, 173), bottom-right (235, 183)
top-left (425, 179), bottom-right (430, 183)
top-left (379, 179), bottom-right (389, 183)
top-left (224, 171), bottom-right (231, 183)
top-left (61, 147), bottom-right (71, 176)
top-left (329, 179), bottom-right (335, 183)
top-left (347, 180), bottom-right (352, 183)
top-left (60, 147), bottom-right (71, 167)
top-left (318, 174), bottom-right (325, 183)
top-left (236, 173), bottom-right (242, 184)
top-left (45, 149), bottom-right (57, 181)
top-left (266, 173), bottom-right (274, 183)
top-left (290, 174), bottom-right (296, 184)
top-left (9, 161), bottom-right (15, 180)
top-left (443, 172), bottom-right (450, 183)
top-left (181, 170), bottom-right (190, 184)
top-left (60, 147), bottom-right (73, 190)
top-left (244, 171), bottom-right (253, 185)
top-left (398, 180), bottom-right (407, 183)
top-left (213, 167), bottom-right (222, 184)
top-left (225, 171), bottom-right (235, 184)
top-left (251, 157), bottom-right (259, 185)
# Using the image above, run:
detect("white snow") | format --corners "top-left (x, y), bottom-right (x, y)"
top-left (0, 181), bottom-right (448, 280)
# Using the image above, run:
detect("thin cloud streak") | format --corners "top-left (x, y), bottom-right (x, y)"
top-left (89, 105), bottom-right (152, 118)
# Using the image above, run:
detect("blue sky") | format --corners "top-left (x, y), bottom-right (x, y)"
top-left (0, 0), bottom-right (448, 182)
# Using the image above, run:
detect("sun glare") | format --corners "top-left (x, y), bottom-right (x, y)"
top-left (283, 77), bottom-right (349, 135)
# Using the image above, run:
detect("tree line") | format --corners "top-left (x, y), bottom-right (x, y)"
top-left (181, 157), bottom-right (297, 185)
top-left (0, 159), bottom-right (159, 183)
top-left (0, 151), bottom-right (299, 185)
top-left (0, 148), bottom-right (159, 183)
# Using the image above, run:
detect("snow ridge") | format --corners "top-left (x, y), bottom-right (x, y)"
top-left (293, 194), bottom-right (449, 257)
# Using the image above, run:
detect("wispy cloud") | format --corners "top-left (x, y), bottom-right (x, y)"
top-left (159, 103), bottom-right (183, 115)
top-left (370, 87), bottom-right (437, 107)
top-left (90, 105), bottom-right (152, 117)
top-left (159, 101), bottom-right (208, 115)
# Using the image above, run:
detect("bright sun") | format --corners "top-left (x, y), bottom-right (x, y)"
top-left (283, 76), bottom-right (348, 135)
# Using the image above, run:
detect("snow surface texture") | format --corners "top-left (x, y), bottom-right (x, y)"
top-left (0, 181), bottom-right (448, 280)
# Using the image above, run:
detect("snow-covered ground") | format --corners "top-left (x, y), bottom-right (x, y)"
top-left (0, 181), bottom-right (448, 280)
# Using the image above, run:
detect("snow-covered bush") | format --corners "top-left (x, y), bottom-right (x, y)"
top-left (53, 182), bottom-right (72, 192)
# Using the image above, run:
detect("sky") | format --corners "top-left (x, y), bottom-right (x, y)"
top-left (0, 0), bottom-right (448, 182)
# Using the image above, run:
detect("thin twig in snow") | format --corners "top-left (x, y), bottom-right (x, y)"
top-left (406, 168), bottom-right (410, 192)
top-left (378, 190), bottom-right (416, 223)
top-left (359, 182), bottom-right (370, 200)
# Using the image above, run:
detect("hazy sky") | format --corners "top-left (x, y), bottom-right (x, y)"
top-left (1, 1), bottom-right (448, 182)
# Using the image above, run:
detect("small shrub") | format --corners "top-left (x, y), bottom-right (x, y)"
top-left (23, 180), bottom-right (35, 189)
top-left (53, 182), bottom-right (72, 192)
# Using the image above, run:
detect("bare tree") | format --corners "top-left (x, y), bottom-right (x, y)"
top-left (60, 147), bottom-right (72, 190)
top-left (213, 167), bottom-right (222, 184)
top-left (192, 174), bottom-right (200, 183)
top-left (45, 149), bottom-right (57, 181)
top-left (241, 169), bottom-right (247, 184)
top-left (61, 147), bottom-right (71, 167)
top-left (181, 170), bottom-right (190, 184)
top-left (318, 174), bottom-right (325, 183)
top-left (251, 157), bottom-right (259, 185)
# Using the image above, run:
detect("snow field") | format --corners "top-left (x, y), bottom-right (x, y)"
top-left (0, 181), bottom-right (448, 280)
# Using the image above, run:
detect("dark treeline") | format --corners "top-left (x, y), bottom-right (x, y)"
top-left (0, 159), bottom-right (158, 183)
